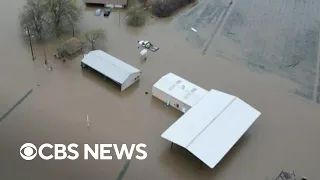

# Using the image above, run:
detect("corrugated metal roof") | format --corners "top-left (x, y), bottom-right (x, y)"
top-left (153, 73), bottom-right (208, 107)
top-left (161, 89), bottom-right (261, 169)
top-left (81, 50), bottom-right (140, 84)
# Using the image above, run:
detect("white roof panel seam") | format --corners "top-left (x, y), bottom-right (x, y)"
top-left (185, 97), bottom-right (237, 148)
top-left (91, 53), bottom-right (136, 74)
top-left (161, 88), bottom-right (260, 169)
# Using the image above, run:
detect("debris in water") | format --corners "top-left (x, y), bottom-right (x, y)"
top-left (140, 49), bottom-right (148, 60)
top-left (165, 100), bottom-right (170, 108)
top-left (191, 27), bottom-right (197, 32)
top-left (95, 9), bottom-right (102, 16)
top-left (137, 40), bottom-right (159, 52)
top-left (86, 114), bottom-right (90, 128)
top-left (145, 92), bottom-right (148, 95)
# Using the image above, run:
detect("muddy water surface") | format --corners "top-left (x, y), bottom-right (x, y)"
top-left (0, 0), bottom-right (320, 180)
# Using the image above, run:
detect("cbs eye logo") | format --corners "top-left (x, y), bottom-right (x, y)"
top-left (20, 143), bottom-right (37, 160)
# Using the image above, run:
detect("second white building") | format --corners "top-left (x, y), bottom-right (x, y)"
top-left (152, 73), bottom-right (208, 113)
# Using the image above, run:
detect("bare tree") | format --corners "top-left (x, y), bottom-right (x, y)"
top-left (20, 0), bottom-right (47, 41)
top-left (65, 2), bottom-right (83, 37)
top-left (20, 0), bottom-right (47, 60)
top-left (46, 0), bottom-right (82, 37)
top-left (84, 29), bottom-right (106, 50)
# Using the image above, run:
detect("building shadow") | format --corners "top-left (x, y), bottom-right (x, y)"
top-left (80, 67), bottom-right (139, 98)
top-left (84, 3), bottom-right (105, 10)
top-left (149, 97), bottom-right (183, 118)
top-left (158, 131), bottom-right (252, 178)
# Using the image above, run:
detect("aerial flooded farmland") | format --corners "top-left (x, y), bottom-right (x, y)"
top-left (0, 0), bottom-right (319, 179)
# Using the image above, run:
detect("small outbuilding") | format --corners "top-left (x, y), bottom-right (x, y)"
top-left (81, 50), bottom-right (141, 91)
top-left (55, 38), bottom-right (83, 59)
top-left (152, 73), bottom-right (208, 113)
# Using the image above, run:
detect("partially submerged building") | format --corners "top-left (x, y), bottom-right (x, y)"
top-left (81, 50), bottom-right (141, 91)
top-left (274, 171), bottom-right (307, 180)
top-left (153, 73), bottom-right (261, 169)
top-left (152, 73), bottom-right (208, 113)
top-left (83, 0), bottom-right (128, 8)
top-left (161, 89), bottom-right (261, 169)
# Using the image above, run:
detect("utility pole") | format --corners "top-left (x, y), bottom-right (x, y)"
top-left (118, 10), bottom-right (120, 27)
top-left (72, 24), bottom-right (75, 37)
top-left (44, 47), bottom-right (47, 62)
top-left (27, 27), bottom-right (35, 60)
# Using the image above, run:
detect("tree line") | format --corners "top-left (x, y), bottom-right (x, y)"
top-left (20, 0), bottom-right (82, 41)
top-left (20, 0), bottom-right (107, 60)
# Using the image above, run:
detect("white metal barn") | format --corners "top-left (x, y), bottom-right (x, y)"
top-left (152, 73), bottom-right (208, 113)
top-left (161, 89), bottom-right (261, 169)
top-left (81, 50), bottom-right (141, 91)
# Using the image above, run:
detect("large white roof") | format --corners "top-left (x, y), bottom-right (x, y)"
top-left (81, 50), bottom-right (140, 84)
top-left (153, 73), bottom-right (208, 107)
top-left (161, 89), bottom-right (261, 168)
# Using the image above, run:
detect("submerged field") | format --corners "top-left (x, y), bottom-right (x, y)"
top-left (174, 0), bottom-right (320, 103)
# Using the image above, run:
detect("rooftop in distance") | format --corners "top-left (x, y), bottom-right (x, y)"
top-left (83, 0), bottom-right (128, 6)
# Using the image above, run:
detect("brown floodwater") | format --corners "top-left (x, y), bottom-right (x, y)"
top-left (0, 0), bottom-right (319, 180)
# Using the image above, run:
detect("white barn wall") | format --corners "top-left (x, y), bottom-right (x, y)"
top-left (152, 87), bottom-right (169, 104)
top-left (121, 72), bottom-right (141, 91)
top-left (152, 73), bottom-right (208, 111)
top-left (169, 97), bottom-right (190, 113)
top-left (152, 87), bottom-right (190, 113)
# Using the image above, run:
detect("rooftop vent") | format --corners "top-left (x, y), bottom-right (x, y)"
top-left (169, 79), bottom-right (182, 91)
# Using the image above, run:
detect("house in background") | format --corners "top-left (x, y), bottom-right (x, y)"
top-left (81, 50), bottom-right (141, 91)
top-left (83, 0), bottom-right (128, 8)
